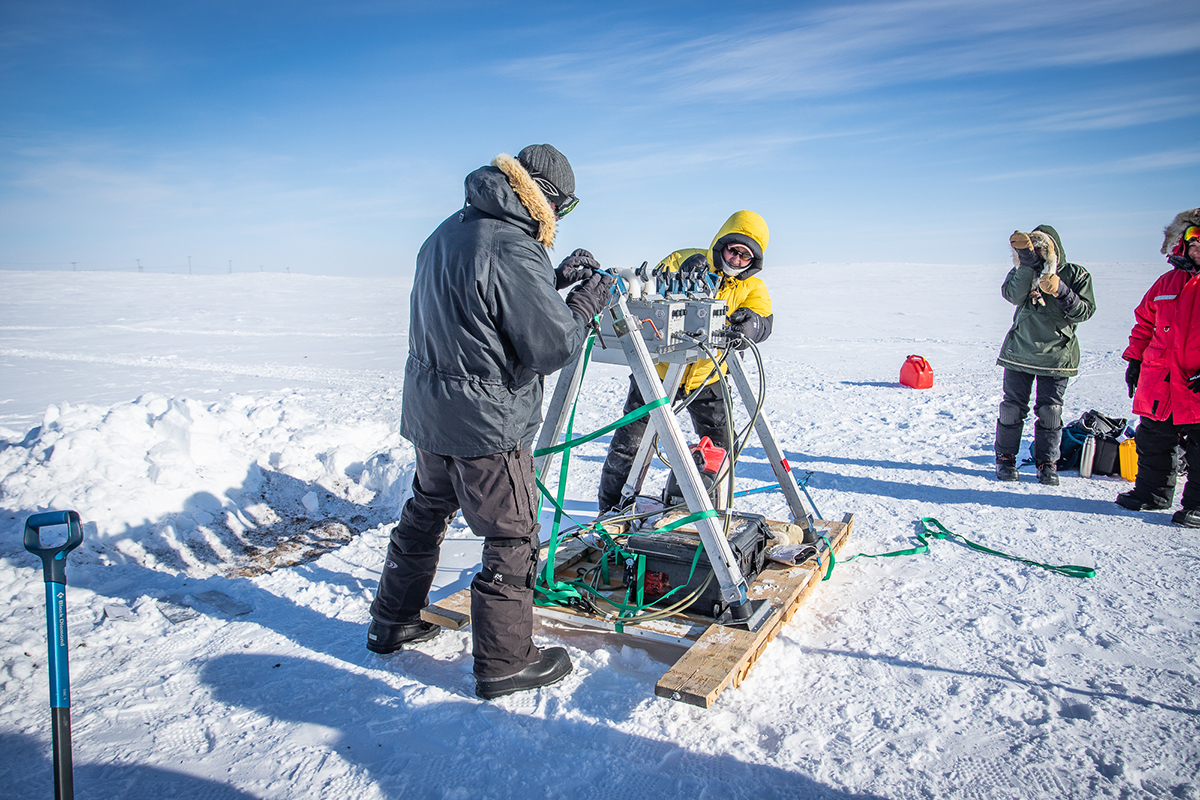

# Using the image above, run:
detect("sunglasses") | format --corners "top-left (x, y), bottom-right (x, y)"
top-left (1184, 226), bottom-right (1200, 244)
top-left (555, 194), bottom-right (579, 220)
top-left (724, 245), bottom-right (754, 264)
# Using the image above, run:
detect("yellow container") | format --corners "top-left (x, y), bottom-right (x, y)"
top-left (1119, 438), bottom-right (1138, 481)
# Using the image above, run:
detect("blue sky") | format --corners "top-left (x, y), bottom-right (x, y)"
top-left (2, 0), bottom-right (1198, 275)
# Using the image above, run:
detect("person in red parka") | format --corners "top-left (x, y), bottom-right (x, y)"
top-left (1117, 208), bottom-right (1200, 528)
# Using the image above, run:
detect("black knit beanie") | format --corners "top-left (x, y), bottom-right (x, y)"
top-left (517, 144), bottom-right (575, 205)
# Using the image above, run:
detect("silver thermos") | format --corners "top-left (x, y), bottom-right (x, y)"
top-left (1079, 434), bottom-right (1096, 479)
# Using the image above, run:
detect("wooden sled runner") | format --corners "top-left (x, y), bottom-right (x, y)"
top-left (422, 512), bottom-right (853, 708)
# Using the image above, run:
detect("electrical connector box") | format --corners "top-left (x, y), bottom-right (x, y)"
top-left (684, 299), bottom-right (731, 350)
top-left (622, 512), bottom-right (771, 618)
top-left (591, 297), bottom-right (728, 364)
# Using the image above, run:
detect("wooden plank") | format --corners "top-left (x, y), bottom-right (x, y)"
top-left (533, 606), bottom-right (710, 646)
top-left (654, 514), bottom-right (853, 708)
top-left (420, 589), bottom-right (472, 630)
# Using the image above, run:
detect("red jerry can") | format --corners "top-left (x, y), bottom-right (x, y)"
top-left (900, 355), bottom-right (934, 389)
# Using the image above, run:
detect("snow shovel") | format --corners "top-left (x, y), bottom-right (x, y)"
top-left (24, 510), bottom-right (84, 800)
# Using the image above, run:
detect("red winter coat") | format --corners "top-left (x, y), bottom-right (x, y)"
top-left (1123, 265), bottom-right (1200, 424)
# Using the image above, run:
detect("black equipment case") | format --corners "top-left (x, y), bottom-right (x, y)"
top-left (622, 512), bottom-right (772, 618)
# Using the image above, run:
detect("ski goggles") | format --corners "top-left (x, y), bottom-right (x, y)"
top-left (723, 244), bottom-right (754, 265)
top-left (555, 194), bottom-right (579, 220)
top-left (1184, 226), bottom-right (1200, 244)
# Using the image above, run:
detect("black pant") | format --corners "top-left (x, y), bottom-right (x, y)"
top-left (1133, 416), bottom-right (1200, 509)
top-left (369, 448), bottom-right (541, 679)
top-left (597, 377), bottom-right (730, 512)
top-left (995, 369), bottom-right (1068, 464)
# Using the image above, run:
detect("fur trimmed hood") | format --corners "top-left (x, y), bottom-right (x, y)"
top-left (1010, 228), bottom-right (1060, 272)
top-left (492, 153), bottom-right (557, 248)
top-left (1010, 225), bottom-right (1064, 308)
top-left (1162, 208), bottom-right (1200, 256)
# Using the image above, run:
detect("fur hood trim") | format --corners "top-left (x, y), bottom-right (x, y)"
top-left (1162, 208), bottom-right (1200, 255)
top-left (1010, 229), bottom-right (1058, 271)
top-left (492, 153), bottom-right (557, 248)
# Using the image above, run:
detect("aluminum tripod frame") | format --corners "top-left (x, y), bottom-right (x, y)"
top-left (534, 293), bottom-right (817, 613)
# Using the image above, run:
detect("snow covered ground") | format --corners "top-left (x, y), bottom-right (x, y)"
top-left (2, 262), bottom-right (1197, 799)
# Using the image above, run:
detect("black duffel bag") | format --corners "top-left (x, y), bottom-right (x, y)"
top-left (1048, 410), bottom-right (1127, 475)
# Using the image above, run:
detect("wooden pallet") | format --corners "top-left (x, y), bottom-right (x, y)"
top-left (421, 513), bottom-right (853, 708)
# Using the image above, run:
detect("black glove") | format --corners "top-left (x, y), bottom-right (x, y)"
top-left (1189, 371), bottom-right (1200, 395)
top-left (1125, 359), bottom-right (1141, 398)
top-left (727, 307), bottom-right (770, 349)
top-left (554, 248), bottom-right (601, 290)
top-left (565, 272), bottom-right (613, 321)
top-left (679, 253), bottom-right (708, 275)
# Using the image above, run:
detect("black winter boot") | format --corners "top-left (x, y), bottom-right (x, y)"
top-left (1172, 508), bottom-right (1200, 528)
top-left (1037, 462), bottom-right (1059, 486)
top-left (1115, 491), bottom-right (1171, 511)
top-left (366, 618), bottom-right (441, 654)
top-left (995, 454), bottom-right (1019, 482)
top-left (475, 646), bottom-right (573, 700)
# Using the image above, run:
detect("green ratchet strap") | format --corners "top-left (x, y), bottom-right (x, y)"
top-left (532, 485), bottom-right (719, 616)
top-left (531, 334), bottom-right (684, 612)
top-left (532, 395), bottom-right (671, 458)
top-left (533, 334), bottom-right (595, 608)
top-left (815, 533), bottom-right (835, 581)
top-left (525, 325), bottom-right (733, 623)
top-left (652, 508), bottom-right (719, 532)
top-left (531, 329), bottom-right (700, 610)
top-left (827, 516), bottom-right (1096, 581)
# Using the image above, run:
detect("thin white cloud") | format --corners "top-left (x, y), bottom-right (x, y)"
top-left (0, 139), bottom-right (444, 249)
top-left (851, 81), bottom-right (1200, 145)
top-left (981, 148), bottom-right (1200, 181)
top-left (582, 131), bottom-right (850, 184)
top-left (1027, 96), bottom-right (1196, 133)
top-left (502, 0), bottom-right (1200, 104)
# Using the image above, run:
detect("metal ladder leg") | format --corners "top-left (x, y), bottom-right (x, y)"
top-left (619, 361), bottom-right (686, 508)
top-left (607, 297), bottom-right (751, 612)
top-left (531, 348), bottom-right (591, 540)
top-left (533, 348), bottom-right (588, 481)
top-left (725, 353), bottom-right (817, 543)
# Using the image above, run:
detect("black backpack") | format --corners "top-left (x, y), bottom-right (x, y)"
top-left (1049, 410), bottom-right (1127, 474)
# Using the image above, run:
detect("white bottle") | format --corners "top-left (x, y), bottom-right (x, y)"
top-left (1079, 434), bottom-right (1096, 479)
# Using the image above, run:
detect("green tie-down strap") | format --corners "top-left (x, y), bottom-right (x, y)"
top-left (530, 334), bottom-right (689, 611)
top-left (532, 394), bottom-right (671, 459)
top-left (826, 517), bottom-right (1096, 581)
top-left (532, 481), bottom-right (719, 618)
top-left (527, 331), bottom-right (724, 620)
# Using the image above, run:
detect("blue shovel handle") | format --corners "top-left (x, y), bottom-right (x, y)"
top-left (24, 510), bottom-right (82, 800)
top-left (24, 511), bottom-right (83, 585)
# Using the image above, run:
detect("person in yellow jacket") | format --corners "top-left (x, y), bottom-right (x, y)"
top-left (597, 210), bottom-right (773, 513)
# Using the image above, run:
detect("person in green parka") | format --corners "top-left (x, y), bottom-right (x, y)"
top-left (995, 225), bottom-right (1096, 485)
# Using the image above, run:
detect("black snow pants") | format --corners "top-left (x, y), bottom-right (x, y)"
top-left (597, 376), bottom-right (730, 513)
top-left (994, 368), bottom-right (1069, 464)
top-left (1132, 416), bottom-right (1200, 510)
top-left (369, 447), bottom-right (541, 680)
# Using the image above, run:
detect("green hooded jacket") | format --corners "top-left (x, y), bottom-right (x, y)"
top-left (996, 225), bottom-right (1096, 378)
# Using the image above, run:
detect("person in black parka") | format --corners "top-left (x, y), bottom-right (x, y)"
top-left (367, 144), bottom-right (612, 700)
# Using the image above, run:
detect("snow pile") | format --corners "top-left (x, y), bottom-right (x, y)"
top-left (1, 391), bottom-right (410, 577)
